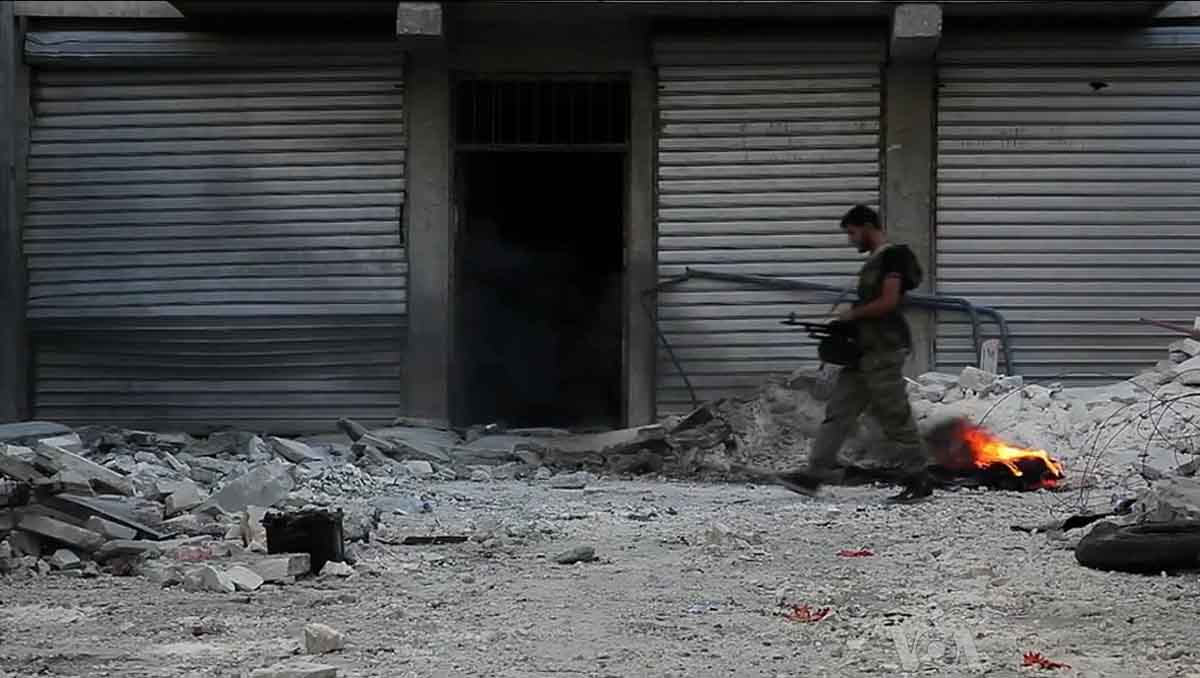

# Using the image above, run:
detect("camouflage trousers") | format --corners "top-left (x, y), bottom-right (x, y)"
top-left (807, 349), bottom-right (930, 478)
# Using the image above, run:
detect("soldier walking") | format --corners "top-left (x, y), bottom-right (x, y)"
top-left (777, 205), bottom-right (934, 503)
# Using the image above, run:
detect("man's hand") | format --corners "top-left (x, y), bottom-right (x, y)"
top-left (836, 308), bottom-right (857, 323)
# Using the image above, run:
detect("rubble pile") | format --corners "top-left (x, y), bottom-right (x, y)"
top-left (663, 337), bottom-right (1200, 492)
top-left (5, 336), bottom-right (1200, 586)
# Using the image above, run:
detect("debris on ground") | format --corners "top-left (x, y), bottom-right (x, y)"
top-left (836, 549), bottom-right (875, 558)
top-left (783, 604), bottom-right (832, 623)
top-left (250, 662), bottom-right (338, 678)
top-left (303, 622), bottom-right (347, 655)
top-left (552, 544), bottom-right (597, 564)
top-left (1022, 652), bottom-right (1072, 670)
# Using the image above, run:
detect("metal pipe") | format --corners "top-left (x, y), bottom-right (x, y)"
top-left (676, 268), bottom-right (1005, 372)
top-left (640, 274), bottom-right (699, 408)
top-left (641, 269), bottom-right (1018, 399)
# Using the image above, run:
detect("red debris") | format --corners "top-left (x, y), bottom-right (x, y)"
top-left (1023, 652), bottom-right (1071, 670)
top-left (784, 604), bottom-right (832, 623)
top-left (837, 549), bottom-right (875, 558)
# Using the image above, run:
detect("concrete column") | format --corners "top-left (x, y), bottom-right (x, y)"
top-left (885, 3), bottom-right (941, 377)
top-left (1, 5), bottom-right (30, 422)
top-left (624, 49), bottom-right (656, 426)
top-left (403, 48), bottom-right (453, 424)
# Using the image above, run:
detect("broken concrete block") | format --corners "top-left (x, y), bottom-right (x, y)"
top-left (226, 564), bottom-right (264, 592)
top-left (184, 431), bottom-right (239, 458)
top-left (992, 375), bottom-right (1024, 393)
top-left (268, 437), bottom-right (325, 464)
top-left (0, 421), bottom-right (73, 446)
top-left (48, 548), bottom-right (82, 570)
top-left (250, 663), bottom-right (338, 678)
top-left (38, 433), bottom-right (83, 453)
top-left (1176, 355), bottom-right (1200, 386)
top-left (319, 561), bottom-right (354, 578)
top-left (1170, 338), bottom-right (1200, 359)
top-left (1023, 384), bottom-right (1054, 410)
top-left (0, 444), bottom-right (45, 482)
top-left (553, 544), bottom-right (597, 564)
top-left (185, 565), bottom-right (235, 594)
top-left (37, 468), bottom-right (95, 496)
top-left (84, 516), bottom-right (138, 542)
top-left (251, 553), bottom-right (311, 583)
top-left (549, 471), bottom-right (592, 490)
top-left (164, 481), bottom-right (205, 517)
top-left (196, 463), bottom-right (295, 515)
top-left (18, 514), bottom-right (105, 552)
top-left (918, 384), bottom-right (944, 403)
top-left (34, 443), bottom-right (134, 496)
top-left (159, 452), bottom-right (190, 475)
top-left (958, 366), bottom-right (997, 394)
top-left (303, 623), bottom-right (346, 655)
top-left (402, 460), bottom-right (435, 478)
top-left (94, 539), bottom-right (161, 562)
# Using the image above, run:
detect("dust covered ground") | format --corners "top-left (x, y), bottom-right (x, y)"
top-left (3, 478), bottom-right (1198, 678)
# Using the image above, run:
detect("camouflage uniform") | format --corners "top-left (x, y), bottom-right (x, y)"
top-left (806, 244), bottom-right (931, 482)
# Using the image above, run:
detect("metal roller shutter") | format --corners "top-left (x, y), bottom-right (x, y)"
top-left (23, 50), bottom-right (407, 433)
top-left (936, 28), bottom-right (1200, 383)
top-left (653, 34), bottom-right (884, 413)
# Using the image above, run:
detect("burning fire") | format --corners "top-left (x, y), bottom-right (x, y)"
top-left (957, 421), bottom-right (1064, 489)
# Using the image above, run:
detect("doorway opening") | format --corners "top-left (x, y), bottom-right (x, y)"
top-left (454, 79), bottom-right (628, 430)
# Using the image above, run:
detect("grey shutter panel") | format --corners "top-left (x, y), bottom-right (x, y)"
top-left (936, 28), bottom-right (1200, 382)
top-left (653, 34), bottom-right (884, 414)
top-left (23, 48), bottom-right (407, 433)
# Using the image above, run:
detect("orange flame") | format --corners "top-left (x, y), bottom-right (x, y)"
top-left (959, 423), bottom-right (1064, 486)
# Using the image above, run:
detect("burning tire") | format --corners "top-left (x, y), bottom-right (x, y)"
top-left (1075, 520), bottom-right (1200, 574)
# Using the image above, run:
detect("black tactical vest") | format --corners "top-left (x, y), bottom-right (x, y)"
top-left (853, 243), bottom-right (922, 352)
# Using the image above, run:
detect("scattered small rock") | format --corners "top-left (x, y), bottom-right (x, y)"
top-left (402, 460), bottom-right (435, 478)
top-left (48, 549), bottom-right (82, 571)
top-left (250, 662), bottom-right (338, 678)
top-left (226, 564), bottom-right (265, 592)
top-left (549, 471), bottom-right (592, 490)
top-left (553, 545), bottom-right (597, 565)
top-left (303, 623), bottom-right (346, 655)
top-left (320, 561), bottom-right (354, 578)
top-left (185, 565), bottom-right (235, 594)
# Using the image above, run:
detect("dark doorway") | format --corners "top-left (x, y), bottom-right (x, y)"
top-left (456, 151), bottom-right (624, 430)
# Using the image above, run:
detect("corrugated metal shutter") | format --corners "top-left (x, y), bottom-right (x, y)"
top-left (936, 28), bottom-right (1200, 383)
top-left (653, 34), bottom-right (884, 413)
top-left (23, 52), bottom-right (407, 433)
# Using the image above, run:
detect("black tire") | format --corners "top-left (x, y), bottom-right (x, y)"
top-left (1075, 520), bottom-right (1200, 574)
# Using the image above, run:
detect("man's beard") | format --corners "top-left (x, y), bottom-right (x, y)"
top-left (856, 242), bottom-right (871, 253)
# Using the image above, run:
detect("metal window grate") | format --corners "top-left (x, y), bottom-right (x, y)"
top-left (455, 79), bottom-right (630, 149)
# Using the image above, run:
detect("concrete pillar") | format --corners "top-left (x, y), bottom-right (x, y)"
top-left (403, 48), bottom-right (453, 424)
top-left (1, 4), bottom-right (30, 422)
top-left (624, 45), bottom-right (656, 426)
top-left (885, 3), bottom-right (941, 377)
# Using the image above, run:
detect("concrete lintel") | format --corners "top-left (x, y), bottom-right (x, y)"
top-left (14, 1), bottom-right (183, 19)
top-left (397, 2), bottom-right (442, 37)
top-left (890, 3), bottom-right (942, 63)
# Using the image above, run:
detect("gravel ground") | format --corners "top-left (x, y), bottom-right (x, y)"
top-left (2, 478), bottom-right (1199, 678)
